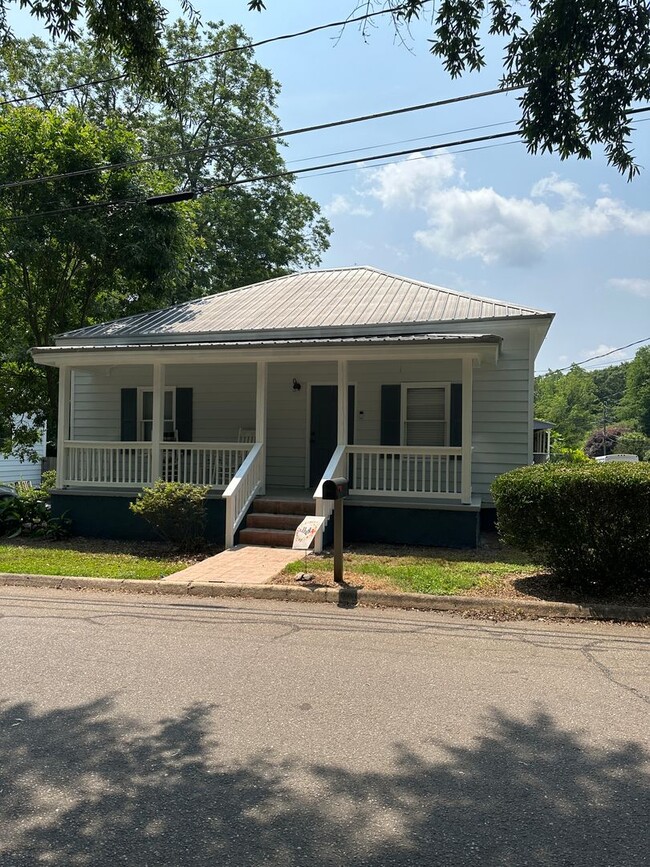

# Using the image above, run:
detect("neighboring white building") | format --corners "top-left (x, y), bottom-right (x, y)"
top-left (0, 418), bottom-right (47, 485)
top-left (31, 266), bottom-right (554, 548)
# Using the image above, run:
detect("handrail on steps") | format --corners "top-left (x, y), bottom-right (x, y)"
top-left (312, 444), bottom-right (347, 554)
top-left (223, 442), bottom-right (264, 548)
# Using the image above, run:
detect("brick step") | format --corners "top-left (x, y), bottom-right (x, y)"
top-left (252, 498), bottom-right (314, 516)
top-left (238, 527), bottom-right (296, 547)
top-left (246, 512), bottom-right (305, 531)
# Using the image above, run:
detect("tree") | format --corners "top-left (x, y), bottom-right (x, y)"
top-left (0, 106), bottom-right (191, 454)
top-left (0, 0), bottom-right (198, 90)
top-left (0, 21), bottom-right (331, 300)
top-left (613, 431), bottom-right (650, 460)
top-left (535, 365), bottom-right (598, 448)
top-left (583, 425), bottom-right (629, 458)
top-left (621, 346), bottom-right (650, 435)
top-left (250, 0), bottom-right (650, 178)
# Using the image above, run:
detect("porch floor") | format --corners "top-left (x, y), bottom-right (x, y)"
top-left (163, 544), bottom-right (304, 584)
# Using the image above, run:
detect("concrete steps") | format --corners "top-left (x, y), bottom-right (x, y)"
top-left (237, 496), bottom-right (314, 547)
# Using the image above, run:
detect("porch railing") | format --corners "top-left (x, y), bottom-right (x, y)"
top-left (347, 445), bottom-right (463, 497)
top-left (62, 440), bottom-right (253, 489)
top-left (63, 441), bottom-right (153, 486)
top-left (313, 444), bottom-right (347, 554)
top-left (160, 442), bottom-right (253, 488)
top-left (223, 442), bottom-right (264, 548)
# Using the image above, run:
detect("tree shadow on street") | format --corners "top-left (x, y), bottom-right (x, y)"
top-left (1, 698), bottom-right (647, 866)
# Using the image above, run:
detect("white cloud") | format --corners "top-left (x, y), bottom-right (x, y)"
top-left (364, 155), bottom-right (650, 266)
top-left (581, 344), bottom-right (629, 363)
top-left (323, 194), bottom-right (372, 219)
top-left (609, 277), bottom-right (650, 298)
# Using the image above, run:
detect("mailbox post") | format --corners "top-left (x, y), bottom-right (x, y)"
top-left (322, 476), bottom-right (349, 584)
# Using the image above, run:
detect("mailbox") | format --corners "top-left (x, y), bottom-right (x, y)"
top-left (322, 476), bottom-right (349, 500)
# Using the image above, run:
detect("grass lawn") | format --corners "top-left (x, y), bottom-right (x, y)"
top-left (280, 541), bottom-right (541, 596)
top-left (0, 537), bottom-right (195, 580)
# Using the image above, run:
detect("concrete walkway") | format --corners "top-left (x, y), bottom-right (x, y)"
top-left (163, 545), bottom-right (306, 585)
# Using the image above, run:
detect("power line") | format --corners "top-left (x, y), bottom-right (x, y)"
top-left (0, 2), bottom-right (435, 109)
top-left (0, 88), bottom-right (520, 192)
top-left (3, 105), bottom-right (648, 224)
top-left (536, 337), bottom-right (650, 374)
top-left (0, 128), bottom-right (522, 224)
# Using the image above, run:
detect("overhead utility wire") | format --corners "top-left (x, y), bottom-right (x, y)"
top-left (0, 129), bottom-right (522, 224)
top-left (4, 105), bottom-right (649, 224)
top-left (537, 336), bottom-right (650, 374)
top-left (0, 88), bottom-right (520, 192)
top-left (0, 2), bottom-right (435, 108)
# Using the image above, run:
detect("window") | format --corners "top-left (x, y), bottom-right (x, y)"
top-left (402, 384), bottom-right (448, 446)
top-left (138, 388), bottom-right (176, 441)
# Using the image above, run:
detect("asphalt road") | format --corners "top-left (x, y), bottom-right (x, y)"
top-left (0, 587), bottom-right (648, 867)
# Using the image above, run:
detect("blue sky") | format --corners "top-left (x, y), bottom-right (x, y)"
top-left (10, 1), bottom-right (650, 371)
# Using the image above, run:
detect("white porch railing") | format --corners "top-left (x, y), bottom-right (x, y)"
top-left (63, 441), bottom-right (153, 486)
top-left (347, 445), bottom-right (463, 497)
top-left (160, 442), bottom-right (253, 488)
top-left (62, 441), bottom-right (253, 489)
top-left (313, 444), bottom-right (347, 554)
top-left (223, 442), bottom-right (264, 548)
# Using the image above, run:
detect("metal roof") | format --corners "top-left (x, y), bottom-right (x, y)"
top-left (56, 267), bottom-right (553, 346)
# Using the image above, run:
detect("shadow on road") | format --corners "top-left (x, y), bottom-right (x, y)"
top-left (1, 698), bottom-right (646, 865)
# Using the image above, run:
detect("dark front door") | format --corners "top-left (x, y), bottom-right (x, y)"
top-left (309, 385), bottom-right (355, 487)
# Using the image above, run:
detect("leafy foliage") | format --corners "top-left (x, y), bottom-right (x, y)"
top-left (129, 481), bottom-right (209, 551)
top-left (613, 431), bottom-right (650, 460)
top-left (492, 462), bottom-right (650, 588)
top-left (535, 365), bottom-right (599, 448)
top-left (583, 426), bottom-right (629, 459)
top-left (0, 105), bottom-right (189, 456)
top-left (0, 483), bottom-right (69, 540)
top-left (620, 346), bottom-right (650, 436)
top-left (252, 0), bottom-right (650, 177)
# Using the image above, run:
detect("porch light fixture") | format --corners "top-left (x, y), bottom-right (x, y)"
top-left (292, 378), bottom-right (302, 391)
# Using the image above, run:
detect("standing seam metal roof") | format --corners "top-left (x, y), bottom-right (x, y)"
top-left (56, 266), bottom-right (553, 342)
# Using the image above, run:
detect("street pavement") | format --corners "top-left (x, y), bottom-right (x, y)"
top-left (0, 586), bottom-right (648, 866)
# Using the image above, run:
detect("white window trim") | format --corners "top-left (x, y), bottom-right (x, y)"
top-left (137, 386), bottom-right (177, 442)
top-left (400, 382), bottom-right (450, 447)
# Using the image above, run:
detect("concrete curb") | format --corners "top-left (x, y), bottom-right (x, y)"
top-left (0, 571), bottom-right (648, 622)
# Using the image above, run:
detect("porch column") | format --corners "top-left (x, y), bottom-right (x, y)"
top-left (461, 356), bottom-right (473, 504)
top-left (150, 362), bottom-right (165, 483)
top-left (56, 365), bottom-right (71, 488)
top-left (256, 361), bottom-right (267, 495)
top-left (337, 359), bottom-right (348, 445)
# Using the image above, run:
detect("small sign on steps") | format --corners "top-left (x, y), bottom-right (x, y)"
top-left (292, 516), bottom-right (325, 550)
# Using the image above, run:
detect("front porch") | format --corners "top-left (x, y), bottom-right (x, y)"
top-left (54, 349), bottom-right (486, 549)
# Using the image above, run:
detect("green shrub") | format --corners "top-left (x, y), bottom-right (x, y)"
top-left (129, 481), bottom-right (209, 551)
top-left (491, 463), bottom-right (650, 588)
top-left (40, 469), bottom-right (57, 493)
top-left (0, 489), bottom-right (70, 539)
top-left (549, 446), bottom-right (590, 463)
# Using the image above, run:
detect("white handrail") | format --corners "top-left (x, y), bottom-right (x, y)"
top-left (223, 442), bottom-right (264, 548)
top-left (313, 443), bottom-right (347, 554)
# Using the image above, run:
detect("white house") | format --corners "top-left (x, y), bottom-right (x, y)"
top-left (0, 418), bottom-right (47, 486)
top-left (31, 266), bottom-right (554, 549)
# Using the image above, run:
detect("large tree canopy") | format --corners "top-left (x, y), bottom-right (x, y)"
top-left (0, 20), bottom-right (331, 455)
top-left (0, 0), bottom-right (197, 90)
top-left (250, 0), bottom-right (650, 178)
top-left (0, 105), bottom-right (191, 454)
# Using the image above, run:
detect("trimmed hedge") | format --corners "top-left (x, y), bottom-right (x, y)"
top-left (491, 462), bottom-right (650, 588)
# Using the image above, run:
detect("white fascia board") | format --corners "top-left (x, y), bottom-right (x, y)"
top-left (32, 341), bottom-right (500, 369)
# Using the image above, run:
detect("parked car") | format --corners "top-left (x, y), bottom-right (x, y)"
top-left (0, 484), bottom-right (17, 499)
top-left (594, 454), bottom-right (639, 463)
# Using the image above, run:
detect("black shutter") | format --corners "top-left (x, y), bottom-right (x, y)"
top-left (449, 383), bottom-right (462, 447)
top-left (120, 388), bottom-right (138, 441)
top-left (176, 388), bottom-right (193, 442)
top-left (380, 384), bottom-right (401, 445)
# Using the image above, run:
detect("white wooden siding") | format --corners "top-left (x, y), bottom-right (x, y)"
top-left (0, 419), bottom-right (46, 485)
